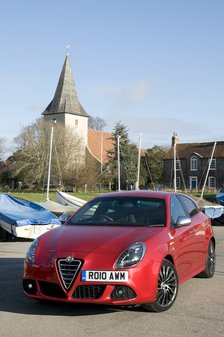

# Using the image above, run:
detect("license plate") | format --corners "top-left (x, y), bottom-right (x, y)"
top-left (81, 270), bottom-right (128, 282)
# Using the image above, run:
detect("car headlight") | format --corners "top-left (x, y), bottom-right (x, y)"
top-left (26, 238), bottom-right (39, 264)
top-left (115, 242), bottom-right (146, 268)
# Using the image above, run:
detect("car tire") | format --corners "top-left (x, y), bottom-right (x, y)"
top-left (0, 227), bottom-right (8, 242)
top-left (197, 240), bottom-right (215, 278)
top-left (142, 259), bottom-right (178, 312)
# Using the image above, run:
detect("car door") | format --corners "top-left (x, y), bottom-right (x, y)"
top-left (169, 195), bottom-right (201, 282)
top-left (178, 195), bottom-right (207, 273)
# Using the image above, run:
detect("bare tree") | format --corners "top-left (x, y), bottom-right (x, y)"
top-left (12, 119), bottom-right (50, 187)
top-left (88, 115), bottom-right (107, 130)
top-left (12, 119), bottom-right (83, 189)
top-left (54, 124), bottom-right (85, 187)
top-left (0, 137), bottom-right (5, 160)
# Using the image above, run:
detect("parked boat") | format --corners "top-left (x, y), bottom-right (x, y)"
top-left (38, 199), bottom-right (77, 214)
top-left (0, 194), bottom-right (61, 240)
top-left (202, 205), bottom-right (223, 220)
top-left (56, 190), bottom-right (86, 209)
top-left (191, 195), bottom-right (223, 220)
top-left (216, 188), bottom-right (224, 206)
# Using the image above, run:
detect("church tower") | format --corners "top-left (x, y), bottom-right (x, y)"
top-left (42, 50), bottom-right (89, 148)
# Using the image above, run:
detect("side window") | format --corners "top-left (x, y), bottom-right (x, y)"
top-left (170, 195), bottom-right (187, 225)
top-left (178, 195), bottom-right (199, 217)
top-left (190, 155), bottom-right (198, 171)
top-left (176, 160), bottom-right (181, 170)
top-left (68, 200), bottom-right (101, 224)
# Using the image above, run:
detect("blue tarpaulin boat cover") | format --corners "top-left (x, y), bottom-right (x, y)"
top-left (216, 194), bottom-right (224, 206)
top-left (0, 194), bottom-right (61, 227)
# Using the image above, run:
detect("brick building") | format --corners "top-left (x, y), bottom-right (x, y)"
top-left (163, 133), bottom-right (224, 190)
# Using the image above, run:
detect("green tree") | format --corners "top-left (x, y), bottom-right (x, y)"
top-left (107, 122), bottom-right (138, 190)
top-left (144, 145), bottom-right (167, 187)
top-left (0, 159), bottom-right (15, 188)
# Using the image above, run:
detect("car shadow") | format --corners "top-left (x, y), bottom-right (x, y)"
top-left (0, 257), bottom-right (142, 316)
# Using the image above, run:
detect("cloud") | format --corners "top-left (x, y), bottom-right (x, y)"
top-left (25, 102), bottom-right (44, 113)
top-left (115, 80), bottom-right (149, 107)
top-left (106, 115), bottom-right (217, 148)
top-left (85, 79), bottom-right (150, 110)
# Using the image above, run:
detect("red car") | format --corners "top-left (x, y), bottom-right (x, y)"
top-left (23, 191), bottom-right (215, 312)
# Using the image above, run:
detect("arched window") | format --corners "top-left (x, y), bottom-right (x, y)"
top-left (190, 155), bottom-right (197, 171)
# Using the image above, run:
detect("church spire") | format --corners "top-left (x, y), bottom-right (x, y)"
top-left (42, 51), bottom-right (88, 117)
top-left (66, 44), bottom-right (71, 56)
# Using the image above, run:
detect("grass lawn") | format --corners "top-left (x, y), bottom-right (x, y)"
top-left (6, 190), bottom-right (105, 203)
top-left (2, 189), bottom-right (216, 204)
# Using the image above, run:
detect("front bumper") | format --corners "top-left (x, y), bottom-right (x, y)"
top-left (23, 257), bottom-right (160, 305)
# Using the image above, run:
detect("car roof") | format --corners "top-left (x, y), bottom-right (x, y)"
top-left (96, 190), bottom-right (173, 200)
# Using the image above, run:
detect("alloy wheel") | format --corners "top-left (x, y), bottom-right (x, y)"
top-left (156, 263), bottom-right (178, 308)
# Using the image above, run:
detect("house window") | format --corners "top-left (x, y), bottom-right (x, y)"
top-left (209, 159), bottom-right (216, 170)
top-left (176, 160), bottom-right (181, 171)
top-left (208, 176), bottom-right (216, 189)
top-left (190, 176), bottom-right (197, 190)
top-left (176, 177), bottom-right (181, 189)
top-left (75, 119), bottom-right (78, 126)
top-left (190, 156), bottom-right (197, 171)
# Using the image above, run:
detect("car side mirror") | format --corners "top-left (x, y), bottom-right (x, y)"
top-left (59, 214), bottom-right (69, 224)
top-left (175, 215), bottom-right (191, 227)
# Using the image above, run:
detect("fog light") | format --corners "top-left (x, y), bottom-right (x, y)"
top-left (110, 285), bottom-right (137, 300)
top-left (28, 283), bottom-right (33, 289)
top-left (23, 279), bottom-right (38, 295)
top-left (116, 288), bottom-right (124, 296)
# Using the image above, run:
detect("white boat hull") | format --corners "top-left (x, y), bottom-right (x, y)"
top-left (56, 191), bottom-right (86, 209)
top-left (0, 220), bottom-right (60, 240)
top-left (203, 205), bottom-right (223, 219)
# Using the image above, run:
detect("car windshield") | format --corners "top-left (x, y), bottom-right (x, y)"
top-left (66, 197), bottom-right (166, 227)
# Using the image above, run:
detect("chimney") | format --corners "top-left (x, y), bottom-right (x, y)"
top-left (172, 132), bottom-right (179, 146)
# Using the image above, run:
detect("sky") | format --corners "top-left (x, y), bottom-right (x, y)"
top-left (0, 0), bottom-right (224, 156)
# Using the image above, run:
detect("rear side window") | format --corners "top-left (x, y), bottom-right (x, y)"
top-left (170, 195), bottom-right (187, 225)
top-left (178, 195), bottom-right (199, 217)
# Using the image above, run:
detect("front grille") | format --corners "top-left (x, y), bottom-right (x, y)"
top-left (72, 285), bottom-right (106, 299)
top-left (57, 258), bottom-right (82, 290)
top-left (39, 281), bottom-right (66, 298)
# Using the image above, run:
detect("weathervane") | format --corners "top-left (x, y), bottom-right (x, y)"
top-left (66, 44), bottom-right (71, 55)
